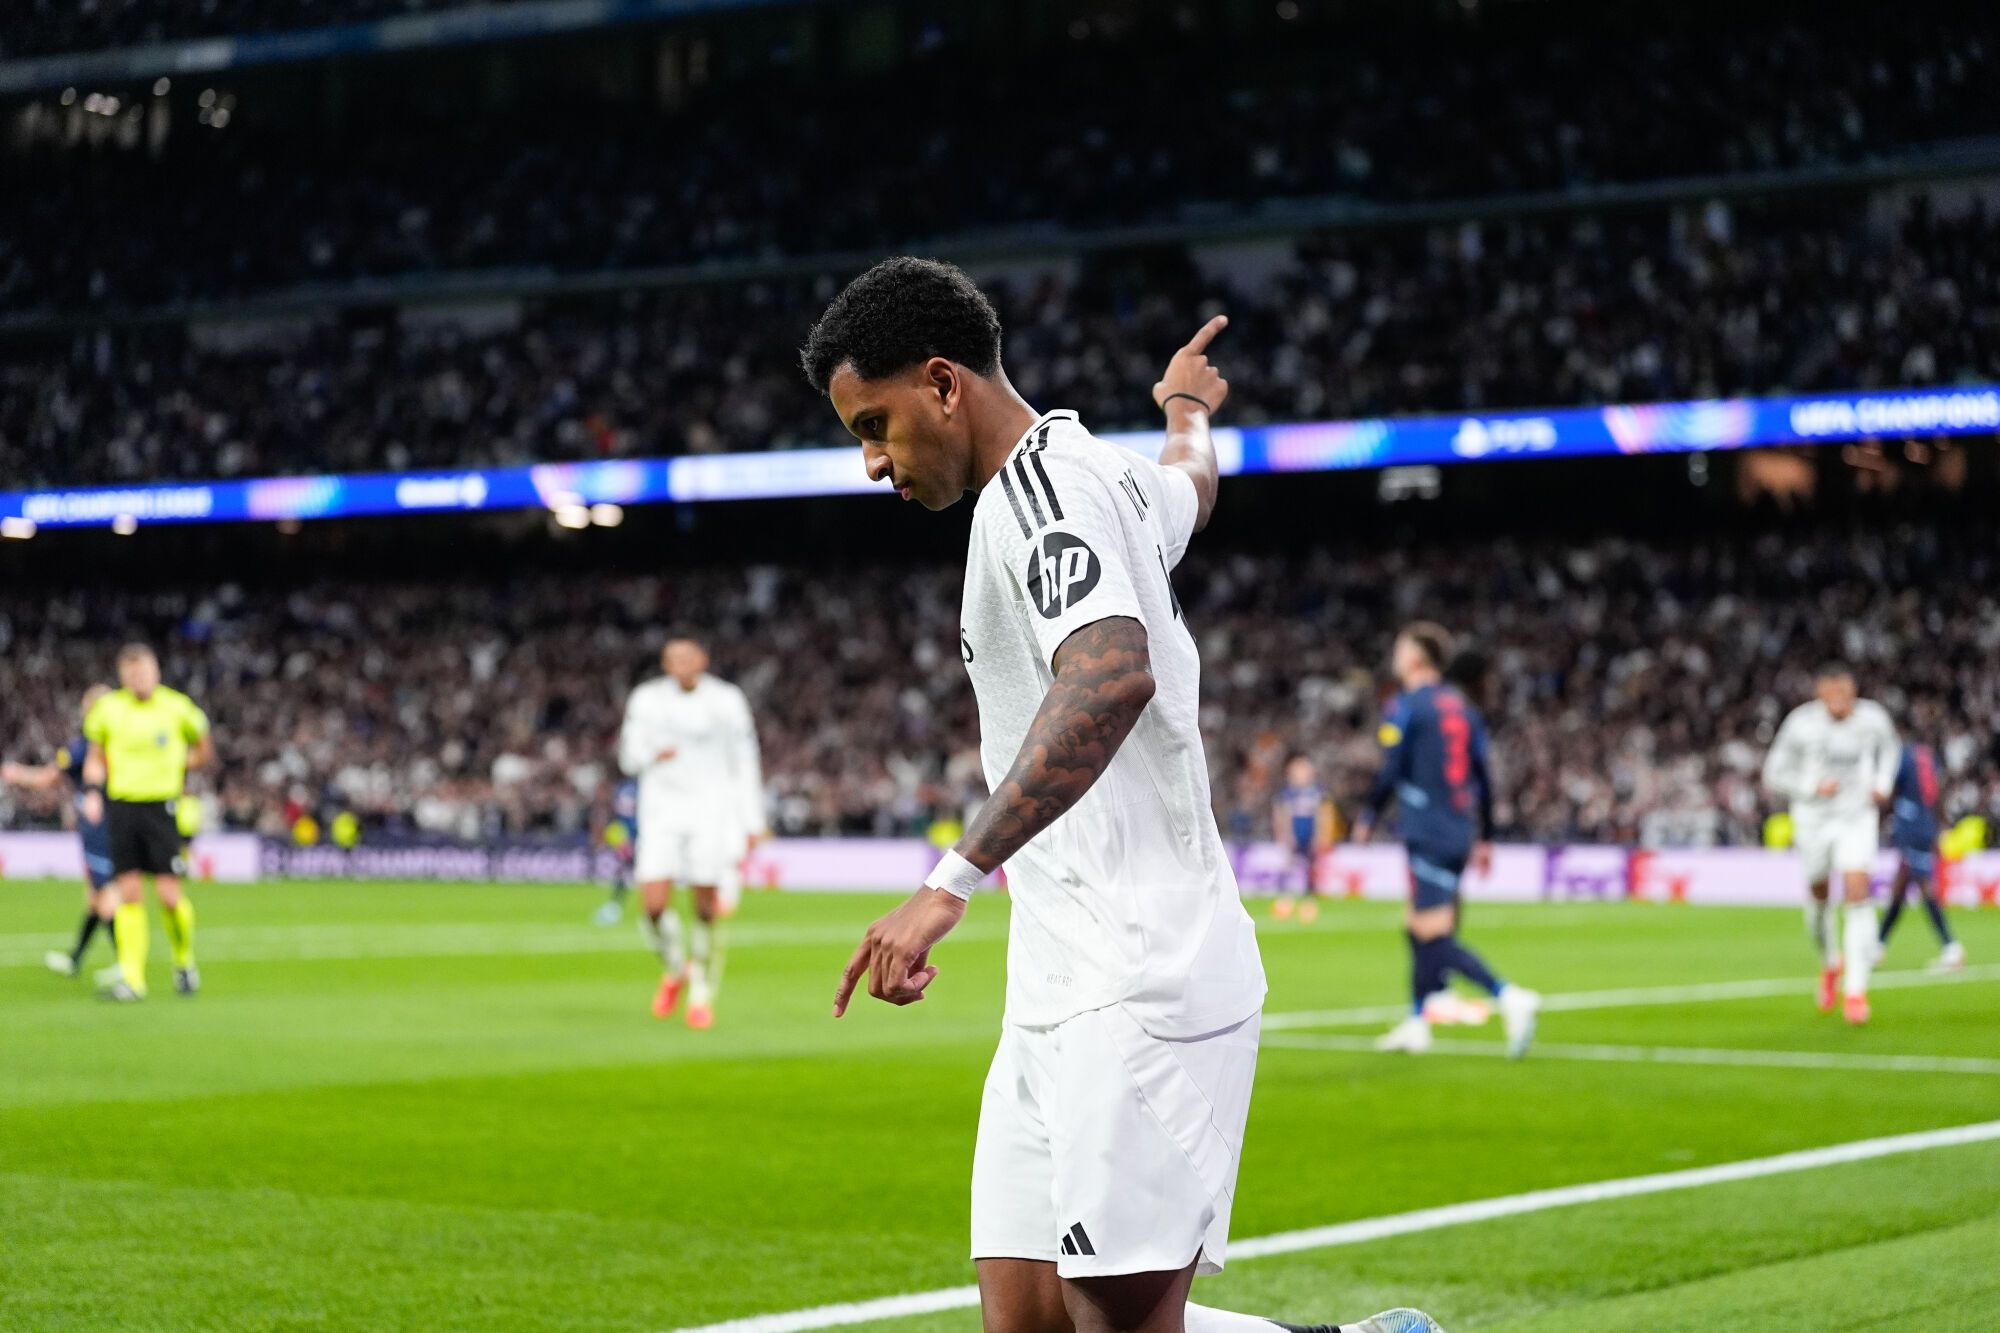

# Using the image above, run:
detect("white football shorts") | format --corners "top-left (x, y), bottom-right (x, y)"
top-left (634, 817), bottom-right (736, 887)
top-left (1796, 813), bottom-right (1879, 884)
top-left (970, 1003), bottom-right (1260, 1280)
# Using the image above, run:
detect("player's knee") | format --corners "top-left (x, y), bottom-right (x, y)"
top-left (156, 878), bottom-right (182, 909)
top-left (977, 1261), bottom-right (1070, 1333)
top-left (1408, 906), bottom-right (1453, 941)
top-left (1061, 1266), bottom-right (1192, 1333)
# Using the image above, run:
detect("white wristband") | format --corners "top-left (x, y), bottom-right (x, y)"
top-left (924, 850), bottom-right (986, 901)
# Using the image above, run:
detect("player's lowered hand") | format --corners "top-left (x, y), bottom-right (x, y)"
top-left (1815, 778), bottom-right (1842, 798)
top-left (1152, 315), bottom-right (1230, 415)
top-left (834, 887), bottom-right (966, 1016)
top-left (1470, 841), bottom-right (1494, 876)
top-left (82, 789), bottom-right (105, 824)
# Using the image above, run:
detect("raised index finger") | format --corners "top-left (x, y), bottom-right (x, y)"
top-left (1182, 313), bottom-right (1229, 355)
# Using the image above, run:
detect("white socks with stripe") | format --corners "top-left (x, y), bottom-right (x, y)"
top-left (1184, 1307), bottom-right (1283, 1332)
top-left (1184, 1306), bottom-right (1372, 1333)
top-left (689, 918), bottom-right (715, 1007)
top-left (1843, 902), bottom-right (1878, 997)
top-left (641, 910), bottom-right (685, 974)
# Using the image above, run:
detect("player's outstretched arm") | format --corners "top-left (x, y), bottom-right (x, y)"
top-left (1153, 314), bottom-right (1229, 532)
top-left (832, 617), bottom-right (1156, 1018)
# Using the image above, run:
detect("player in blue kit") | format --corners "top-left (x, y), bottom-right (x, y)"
top-left (1874, 739), bottom-right (1964, 971)
top-left (3, 685), bottom-right (118, 978)
top-left (592, 778), bottom-right (641, 926)
top-left (1270, 755), bottom-right (1333, 921)
top-left (1353, 624), bottom-right (1539, 1057)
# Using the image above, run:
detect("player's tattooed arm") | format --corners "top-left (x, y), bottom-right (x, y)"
top-left (958, 616), bottom-right (1157, 871)
top-left (832, 617), bottom-right (1154, 1017)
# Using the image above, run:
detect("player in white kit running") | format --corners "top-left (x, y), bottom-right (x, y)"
top-left (618, 636), bottom-right (766, 1029)
top-left (805, 258), bottom-right (1444, 1333)
top-left (1761, 663), bottom-right (1898, 1024)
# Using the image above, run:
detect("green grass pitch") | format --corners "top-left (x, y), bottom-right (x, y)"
top-left (3, 879), bottom-right (1998, 1331)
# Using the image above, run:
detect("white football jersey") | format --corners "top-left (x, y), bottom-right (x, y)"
top-left (1762, 697), bottom-right (1898, 820)
top-left (618, 673), bottom-right (767, 835)
top-left (959, 410), bottom-right (1266, 1039)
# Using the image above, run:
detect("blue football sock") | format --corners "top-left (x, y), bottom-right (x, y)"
top-left (1921, 891), bottom-right (1955, 946)
top-left (1439, 935), bottom-right (1505, 997)
top-left (1878, 884), bottom-right (1908, 943)
top-left (1409, 933), bottom-right (1446, 1015)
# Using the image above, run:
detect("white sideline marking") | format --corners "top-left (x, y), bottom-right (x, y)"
top-left (1262, 962), bottom-right (2000, 1031)
top-left (660, 1118), bottom-right (2000, 1333)
top-left (1266, 1032), bottom-right (2000, 1077)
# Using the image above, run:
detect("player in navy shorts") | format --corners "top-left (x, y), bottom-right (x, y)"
top-left (1354, 624), bottom-right (1539, 1057)
top-left (593, 778), bottom-right (641, 926)
top-left (1875, 739), bottom-right (1963, 971)
top-left (3, 686), bottom-right (118, 978)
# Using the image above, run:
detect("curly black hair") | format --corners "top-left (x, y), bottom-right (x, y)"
top-left (801, 257), bottom-right (1003, 394)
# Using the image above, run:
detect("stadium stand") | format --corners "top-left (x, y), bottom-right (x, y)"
top-left (3, 3), bottom-right (1995, 312)
top-left (6, 192), bottom-right (1996, 486)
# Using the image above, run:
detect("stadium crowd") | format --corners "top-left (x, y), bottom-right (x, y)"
top-left (3, 5), bottom-right (1994, 311)
top-left (1, 0), bottom-right (500, 60)
top-left (7, 193), bottom-right (1999, 487)
top-left (3, 524), bottom-right (1994, 849)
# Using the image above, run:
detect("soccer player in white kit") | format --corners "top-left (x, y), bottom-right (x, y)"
top-left (1761, 663), bottom-right (1899, 1025)
top-left (618, 636), bottom-right (766, 1029)
top-left (806, 258), bottom-right (1443, 1333)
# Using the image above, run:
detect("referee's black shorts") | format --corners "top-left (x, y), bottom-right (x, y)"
top-left (106, 799), bottom-right (185, 877)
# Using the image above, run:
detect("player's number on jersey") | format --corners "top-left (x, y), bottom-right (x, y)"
top-left (1439, 702), bottom-right (1472, 797)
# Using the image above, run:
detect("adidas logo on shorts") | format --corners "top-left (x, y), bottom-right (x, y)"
top-left (1058, 1222), bottom-right (1095, 1257)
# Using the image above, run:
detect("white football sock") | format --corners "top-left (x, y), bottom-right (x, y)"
top-left (1805, 898), bottom-right (1838, 966)
top-left (1184, 1307), bottom-right (1283, 1332)
top-left (689, 918), bottom-right (714, 1006)
top-left (1843, 903), bottom-right (1878, 997)
top-left (707, 918), bottom-right (728, 993)
top-left (641, 910), bottom-right (685, 973)
top-left (1184, 1307), bottom-right (1378, 1333)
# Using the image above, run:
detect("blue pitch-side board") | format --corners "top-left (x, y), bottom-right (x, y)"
top-left (4, 384), bottom-right (1995, 530)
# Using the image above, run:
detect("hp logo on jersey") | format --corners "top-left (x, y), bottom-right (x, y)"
top-left (1026, 532), bottom-right (1101, 619)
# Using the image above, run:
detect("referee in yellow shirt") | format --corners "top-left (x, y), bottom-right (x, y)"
top-left (83, 644), bottom-right (214, 1001)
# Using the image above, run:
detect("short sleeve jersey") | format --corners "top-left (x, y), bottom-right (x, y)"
top-left (83, 686), bottom-right (209, 804)
top-left (957, 410), bottom-right (1265, 1039)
